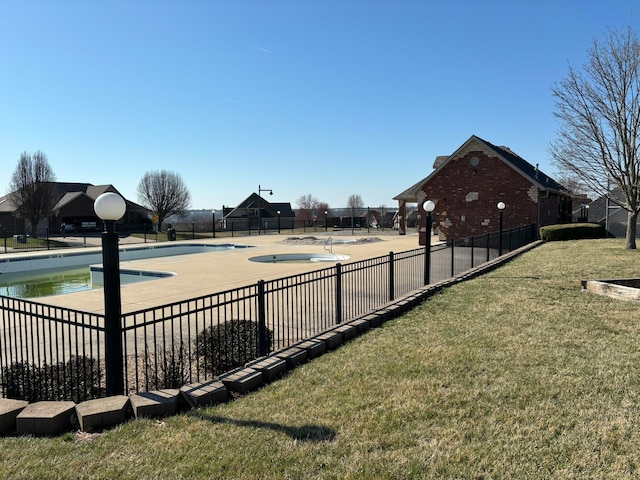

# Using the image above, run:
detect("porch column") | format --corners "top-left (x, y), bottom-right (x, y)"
top-left (398, 201), bottom-right (406, 235)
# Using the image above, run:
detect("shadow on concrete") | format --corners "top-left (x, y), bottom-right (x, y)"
top-left (187, 410), bottom-right (337, 443)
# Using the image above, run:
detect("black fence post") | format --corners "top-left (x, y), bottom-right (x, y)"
top-left (388, 251), bottom-right (395, 302)
top-left (257, 280), bottom-right (267, 356)
top-left (471, 235), bottom-right (475, 269)
top-left (335, 263), bottom-right (342, 324)
top-left (451, 239), bottom-right (455, 277)
top-left (46, 227), bottom-right (50, 250)
top-left (486, 233), bottom-right (490, 262)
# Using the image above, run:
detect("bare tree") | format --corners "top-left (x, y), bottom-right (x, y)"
top-left (554, 172), bottom-right (589, 197)
top-left (296, 193), bottom-right (318, 210)
top-left (317, 201), bottom-right (330, 214)
top-left (550, 26), bottom-right (640, 248)
top-left (296, 193), bottom-right (319, 223)
top-left (9, 151), bottom-right (57, 235)
top-left (137, 170), bottom-right (191, 230)
top-left (346, 194), bottom-right (364, 210)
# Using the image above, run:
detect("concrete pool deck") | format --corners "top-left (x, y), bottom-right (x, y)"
top-left (26, 232), bottom-right (426, 314)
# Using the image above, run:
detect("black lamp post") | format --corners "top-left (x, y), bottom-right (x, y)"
top-left (325, 210), bottom-right (328, 232)
top-left (423, 200), bottom-right (435, 285)
top-left (497, 201), bottom-right (506, 256)
top-left (258, 184), bottom-right (273, 235)
top-left (277, 210), bottom-right (281, 234)
top-left (212, 210), bottom-right (216, 238)
top-left (94, 192), bottom-right (126, 396)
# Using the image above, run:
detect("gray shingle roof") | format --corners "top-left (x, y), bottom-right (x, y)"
top-left (394, 135), bottom-right (568, 202)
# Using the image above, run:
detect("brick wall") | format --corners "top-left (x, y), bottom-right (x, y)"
top-left (420, 149), bottom-right (542, 242)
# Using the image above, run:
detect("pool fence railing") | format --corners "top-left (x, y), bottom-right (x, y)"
top-left (0, 224), bottom-right (537, 402)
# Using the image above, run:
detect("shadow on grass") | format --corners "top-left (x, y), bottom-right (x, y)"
top-left (188, 410), bottom-right (337, 443)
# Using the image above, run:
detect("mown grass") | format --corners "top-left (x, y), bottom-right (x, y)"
top-left (2, 239), bottom-right (640, 479)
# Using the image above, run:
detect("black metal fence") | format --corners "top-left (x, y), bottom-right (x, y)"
top-left (1, 222), bottom-right (398, 255)
top-left (0, 228), bottom-right (91, 254)
top-left (0, 297), bottom-right (105, 402)
top-left (0, 224), bottom-right (537, 401)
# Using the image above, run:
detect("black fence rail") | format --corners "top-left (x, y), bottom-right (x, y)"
top-left (1, 224), bottom-right (537, 400)
top-left (0, 228), bottom-right (93, 254)
top-left (1, 222), bottom-right (406, 255)
top-left (0, 296), bottom-right (105, 402)
top-left (437, 224), bottom-right (537, 279)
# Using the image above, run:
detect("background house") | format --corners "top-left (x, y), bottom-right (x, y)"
top-left (299, 208), bottom-right (399, 230)
top-left (394, 135), bottom-right (572, 245)
top-left (0, 183), bottom-right (150, 234)
top-left (222, 193), bottom-right (295, 231)
top-left (578, 188), bottom-right (633, 238)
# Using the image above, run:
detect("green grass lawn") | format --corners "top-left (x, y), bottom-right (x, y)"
top-left (2, 239), bottom-right (640, 479)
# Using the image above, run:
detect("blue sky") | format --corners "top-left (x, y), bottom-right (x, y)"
top-left (1, 1), bottom-right (638, 210)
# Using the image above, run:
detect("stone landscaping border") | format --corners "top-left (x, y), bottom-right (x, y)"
top-left (0, 241), bottom-right (541, 436)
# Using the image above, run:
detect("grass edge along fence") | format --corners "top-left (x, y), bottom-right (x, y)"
top-left (0, 224), bottom-right (536, 401)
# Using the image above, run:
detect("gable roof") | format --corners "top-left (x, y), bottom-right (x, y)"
top-left (394, 135), bottom-right (568, 202)
top-left (224, 193), bottom-right (295, 219)
top-left (578, 188), bottom-right (626, 223)
top-left (0, 182), bottom-right (149, 216)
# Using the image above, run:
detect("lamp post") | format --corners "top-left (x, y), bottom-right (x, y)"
top-left (423, 200), bottom-right (435, 285)
top-left (212, 210), bottom-right (216, 238)
top-left (258, 184), bottom-right (273, 235)
top-left (325, 210), bottom-right (328, 232)
top-left (94, 192), bottom-right (126, 396)
top-left (277, 210), bottom-right (281, 234)
top-left (497, 201), bottom-right (506, 256)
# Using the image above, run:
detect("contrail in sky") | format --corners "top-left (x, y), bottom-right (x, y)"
top-left (250, 45), bottom-right (272, 54)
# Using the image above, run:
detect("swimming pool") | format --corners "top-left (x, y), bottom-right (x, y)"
top-left (0, 243), bottom-right (253, 298)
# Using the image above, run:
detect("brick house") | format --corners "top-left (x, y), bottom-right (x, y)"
top-left (394, 135), bottom-right (572, 245)
top-left (0, 183), bottom-right (150, 234)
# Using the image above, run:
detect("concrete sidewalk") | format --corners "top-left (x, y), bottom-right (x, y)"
top-left (38, 232), bottom-right (427, 314)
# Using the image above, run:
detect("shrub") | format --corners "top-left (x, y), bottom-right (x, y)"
top-left (1, 361), bottom-right (43, 402)
top-left (194, 319), bottom-right (272, 376)
top-left (0, 356), bottom-right (100, 403)
top-left (539, 223), bottom-right (605, 242)
top-left (144, 341), bottom-right (192, 390)
top-left (58, 355), bottom-right (101, 401)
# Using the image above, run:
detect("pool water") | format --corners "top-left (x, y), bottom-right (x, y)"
top-left (0, 242), bottom-right (254, 299)
top-left (0, 267), bottom-right (94, 299)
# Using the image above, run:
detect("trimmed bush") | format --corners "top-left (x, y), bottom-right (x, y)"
top-left (539, 223), bottom-right (605, 242)
top-left (1, 361), bottom-right (43, 402)
top-left (195, 319), bottom-right (273, 376)
top-left (144, 341), bottom-right (192, 390)
top-left (1, 356), bottom-right (100, 402)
